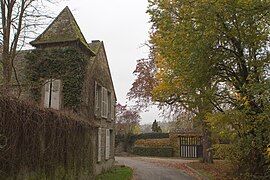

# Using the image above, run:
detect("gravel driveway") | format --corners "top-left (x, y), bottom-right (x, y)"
top-left (116, 156), bottom-right (196, 180)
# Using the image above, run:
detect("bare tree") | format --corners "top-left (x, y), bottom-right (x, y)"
top-left (0, 0), bottom-right (60, 90)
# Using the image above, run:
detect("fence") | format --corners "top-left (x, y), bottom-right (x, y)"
top-left (179, 135), bottom-right (203, 158)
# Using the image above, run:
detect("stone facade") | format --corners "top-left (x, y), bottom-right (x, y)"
top-left (5, 6), bottom-right (116, 177)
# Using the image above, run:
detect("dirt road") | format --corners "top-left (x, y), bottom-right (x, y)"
top-left (116, 156), bottom-right (196, 180)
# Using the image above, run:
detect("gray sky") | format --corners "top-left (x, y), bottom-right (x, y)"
top-left (51, 0), bottom-right (160, 124)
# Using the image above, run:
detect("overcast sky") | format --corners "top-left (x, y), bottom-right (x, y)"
top-left (50, 0), bottom-right (161, 124)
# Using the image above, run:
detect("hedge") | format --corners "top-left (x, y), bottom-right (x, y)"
top-left (136, 133), bottom-right (169, 139)
top-left (134, 139), bottom-right (171, 147)
top-left (0, 92), bottom-right (95, 179)
top-left (133, 147), bottom-right (173, 157)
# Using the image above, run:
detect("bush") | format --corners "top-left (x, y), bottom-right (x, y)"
top-left (133, 147), bottom-right (173, 157)
top-left (213, 144), bottom-right (233, 159)
top-left (115, 134), bottom-right (125, 147)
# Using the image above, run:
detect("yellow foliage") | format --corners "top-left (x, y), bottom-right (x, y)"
top-left (134, 139), bottom-right (171, 147)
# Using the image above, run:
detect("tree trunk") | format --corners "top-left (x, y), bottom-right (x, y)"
top-left (202, 121), bottom-right (213, 163)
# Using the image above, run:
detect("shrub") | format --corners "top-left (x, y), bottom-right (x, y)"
top-left (115, 134), bottom-right (125, 147)
top-left (212, 144), bottom-right (233, 159)
top-left (133, 147), bottom-right (173, 157)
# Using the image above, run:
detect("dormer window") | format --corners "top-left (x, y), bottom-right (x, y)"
top-left (44, 79), bottom-right (61, 110)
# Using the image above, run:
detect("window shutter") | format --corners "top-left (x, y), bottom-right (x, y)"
top-left (98, 128), bottom-right (102, 162)
top-left (111, 97), bottom-right (115, 120)
top-left (107, 92), bottom-right (111, 119)
top-left (105, 88), bottom-right (108, 118)
top-left (44, 79), bottom-right (51, 108)
top-left (51, 79), bottom-right (61, 110)
top-left (105, 129), bottom-right (110, 160)
top-left (102, 87), bottom-right (105, 117)
top-left (95, 82), bottom-right (99, 117)
top-left (102, 87), bottom-right (108, 118)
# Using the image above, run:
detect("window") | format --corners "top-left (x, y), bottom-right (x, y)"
top-left (97, 128), bottom-right (102, 162)
top-left (105, 129), bottom-right (110, 160)
top-left (44, 79), bottom-right (61, 110)
top-left (95, 81), bottom-right (114, 120)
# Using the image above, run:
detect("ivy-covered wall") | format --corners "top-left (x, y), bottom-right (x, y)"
top-left (25, 47), bottom-right (89, 110)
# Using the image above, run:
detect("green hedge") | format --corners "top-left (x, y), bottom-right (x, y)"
top-left (136, 133), bottom-right (169, 139)
top-left (133, 147), bottom-right (173, 157)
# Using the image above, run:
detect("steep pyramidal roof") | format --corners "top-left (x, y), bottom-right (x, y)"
top-left (31, 6), bottom-right (94, 54)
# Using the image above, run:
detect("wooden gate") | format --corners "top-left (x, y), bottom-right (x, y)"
top-left (179, 135), bottom-right (203, 158)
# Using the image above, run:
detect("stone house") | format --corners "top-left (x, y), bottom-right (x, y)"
top-left (3, 6), bottom-right (116, 176)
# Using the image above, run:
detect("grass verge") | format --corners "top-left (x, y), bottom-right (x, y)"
top-left (96, 165), bottom-right (133, 180)
top-left (188, 160), bottom-right (234, 180)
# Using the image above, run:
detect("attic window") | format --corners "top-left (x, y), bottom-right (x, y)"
top-left (44, 79), bottom-right (61, 110)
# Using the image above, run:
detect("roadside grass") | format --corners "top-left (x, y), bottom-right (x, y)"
top-left (188, 160), bottom-right (234, 180)
top-left (96, 165), bottom-right (133, 180)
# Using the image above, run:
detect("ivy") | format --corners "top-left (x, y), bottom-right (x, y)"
top-left (25, 47), bottom-right (88, 109)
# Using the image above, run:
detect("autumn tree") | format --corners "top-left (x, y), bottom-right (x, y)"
top-left (115, 103), bottom-right (141, 151)
top-left (129, 0), bottom-right (270, 177)
top-left (0, 0), bottom-right (59, 90)
top-left (116, 103), bottom-right (141, 135)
